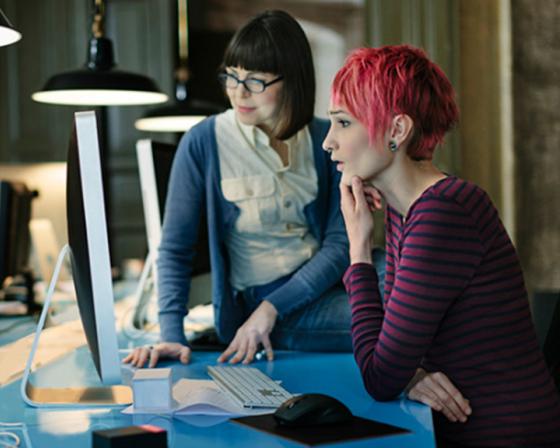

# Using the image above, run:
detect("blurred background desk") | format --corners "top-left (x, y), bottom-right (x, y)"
top-left (0, 345), bottom-right (435, 447)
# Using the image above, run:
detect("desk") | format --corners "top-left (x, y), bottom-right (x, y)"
top-left (0, 316), bottom-right (37, 346)
top-left (0, 346), bottom-right (435, 447)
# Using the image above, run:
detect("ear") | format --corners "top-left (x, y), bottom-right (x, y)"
top-left (389, 114), bottom-right (414, 148)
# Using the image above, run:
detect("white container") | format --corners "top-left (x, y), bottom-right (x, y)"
top-left (132, 368), bottom-right (172, 411)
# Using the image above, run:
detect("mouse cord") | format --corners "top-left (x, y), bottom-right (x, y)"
top-left (0, 431), bottom-right (20, 447)
top-left (0, 422), bottom-right (25, 448)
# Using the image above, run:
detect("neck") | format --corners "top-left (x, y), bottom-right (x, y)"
top-left (257, 123), bottom-right (277, 140)
top-left (371, 155), bottom-right (445, 218)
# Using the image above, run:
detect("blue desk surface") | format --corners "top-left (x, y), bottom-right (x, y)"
top-left (0, 316), bottom-right (37, 346)
top-left (0, 346), bottom-right (435, 448)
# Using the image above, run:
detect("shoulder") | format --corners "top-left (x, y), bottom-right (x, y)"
top-left (409, 176), bottom-right (498, 240)
top-left (429, 176), bottom-right (495, 218)
top-left (180, 115), bottom-right (218, 146)
top-left (175, 115), bottom-right (219, 162)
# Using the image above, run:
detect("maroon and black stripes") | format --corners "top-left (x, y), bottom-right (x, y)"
top-left (344, 176), bottom-right (560, 446)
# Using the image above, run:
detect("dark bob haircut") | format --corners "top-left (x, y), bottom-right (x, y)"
top-left (222, 10), bottom-right (315, 140)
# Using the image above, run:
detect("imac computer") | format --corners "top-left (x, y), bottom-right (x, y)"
top-left (20, 111), bottom-right (132, 407)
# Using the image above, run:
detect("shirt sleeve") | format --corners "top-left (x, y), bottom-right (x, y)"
top-left (157, 127), bottom-right (207, 345)
top-left (264, 143), bottom-right (349, 317)
top-left (344, 197), bottom-right (484, 401)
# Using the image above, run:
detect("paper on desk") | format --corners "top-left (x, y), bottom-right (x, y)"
top-left (122, 379), bottom-right (272, 417)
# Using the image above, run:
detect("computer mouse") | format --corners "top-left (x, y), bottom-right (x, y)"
top-left (273, 393), bottom-right (352, 427)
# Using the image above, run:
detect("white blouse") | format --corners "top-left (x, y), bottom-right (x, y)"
top-left (215, 109), bottom-right (319, 290)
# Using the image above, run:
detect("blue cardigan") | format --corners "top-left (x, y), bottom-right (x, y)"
top-left (157, 115), bottom-right (349, 345)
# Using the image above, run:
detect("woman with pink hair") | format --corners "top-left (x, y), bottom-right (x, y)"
top-left (324, 45), bottom-right (560, 447)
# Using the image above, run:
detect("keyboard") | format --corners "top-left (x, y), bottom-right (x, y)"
top-left (207, 365), bottom-right (293, 408)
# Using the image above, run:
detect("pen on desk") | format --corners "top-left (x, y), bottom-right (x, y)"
top-left (255, 348), bottom-right (267, 361)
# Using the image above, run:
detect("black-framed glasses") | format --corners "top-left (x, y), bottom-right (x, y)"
top-left (217, 72), bottom-right (284, 94)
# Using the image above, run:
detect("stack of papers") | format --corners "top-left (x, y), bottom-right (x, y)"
top-left (122, 379), bottom-right (273, 418)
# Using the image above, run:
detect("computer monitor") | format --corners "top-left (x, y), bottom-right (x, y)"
top-left (136, 139), bottom-right (176, 263)
top-left (136, 139), bottom-right (210, 276)
top-left (29, 218), bottom-right (71, 284)
top-left (20, 110), bottom-right (131, 407)
top-left (66, 111), bottom-right (121, 384)
top-left (0, 180), bottom-right (34, 287)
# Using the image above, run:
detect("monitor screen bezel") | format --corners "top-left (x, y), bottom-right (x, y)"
top-left (67, 110), bottom-right (121, 385)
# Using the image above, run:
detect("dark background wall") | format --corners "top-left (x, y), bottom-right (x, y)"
top-left (513, 0), bottom-right (560, 292)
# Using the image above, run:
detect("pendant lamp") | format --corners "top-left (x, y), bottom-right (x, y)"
top-left (135, 0), bottom-right (222, 132)
top-left (31, 0), bottom-right (168, 106)
top-left (0, 8), bottom-right (22, 47)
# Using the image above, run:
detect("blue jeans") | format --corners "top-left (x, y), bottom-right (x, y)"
top-left (240, 248), bottom-right (386, 352)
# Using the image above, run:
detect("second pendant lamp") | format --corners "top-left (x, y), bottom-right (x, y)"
top-left (135, 0), bottom-right (222, 133)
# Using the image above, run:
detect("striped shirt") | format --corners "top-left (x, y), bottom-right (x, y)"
top-left (343, 176), bottom-right (560, 446)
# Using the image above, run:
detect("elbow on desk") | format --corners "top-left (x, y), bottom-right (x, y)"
top-left (363, 377), bottom-right (402, 402)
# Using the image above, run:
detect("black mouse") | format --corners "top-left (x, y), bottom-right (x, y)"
top-left (273, 393), bottom-right (352, 427)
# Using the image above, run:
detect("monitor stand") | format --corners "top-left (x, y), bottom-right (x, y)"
top-left (20, 244), bottom-right (132, 407)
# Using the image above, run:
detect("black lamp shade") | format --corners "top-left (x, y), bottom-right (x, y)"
top-left (32, 37), bottom-right (168, 106)
top-left (135, 98), bottom-right (222, 132)
top-left (0, 8), bottom-right (22, 47)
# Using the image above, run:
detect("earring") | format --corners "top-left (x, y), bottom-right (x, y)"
top-left (389, 141), bottom-right (398, 152)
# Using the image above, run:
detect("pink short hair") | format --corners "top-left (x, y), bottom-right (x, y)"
top-left (331, 45), bottom-right (459, 160)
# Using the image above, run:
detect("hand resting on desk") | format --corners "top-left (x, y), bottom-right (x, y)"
top-left (124, 300), bottom-right (278, 367)
top-left (122, 342), bottom-right (192, 368)
top-left (406, 368), bottom-right (472, 423)
top-left (217, 300), bottom-right (277, 365)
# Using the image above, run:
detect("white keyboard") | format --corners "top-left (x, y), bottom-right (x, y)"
top-left (207, 365), bottom-right (293, 409)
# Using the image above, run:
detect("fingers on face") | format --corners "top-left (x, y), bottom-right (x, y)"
top-left (364, 196), bottom-right (380, 212)
top-left (350, 177), bottom-right (369, 209)
top-left (363, 186), bottom-right (382, 209)
top-left (339, 182), bottom-right (354, 210)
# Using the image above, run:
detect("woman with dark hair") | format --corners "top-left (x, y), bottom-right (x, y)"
top-left (324, 44), bottom-right (560, 447)
top-left (124, 10), bottom-right (384, 367)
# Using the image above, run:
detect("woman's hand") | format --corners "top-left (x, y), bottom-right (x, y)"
top-left (406, 369), bottom-right (472, 423)
top-left (217, 300), bottom-right (278, 364)
top-left (122, 342), bottom-right (192, 368)
top-left (340, 177), bottom-right (381, 264)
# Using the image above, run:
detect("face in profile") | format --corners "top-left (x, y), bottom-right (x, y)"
top-left (323, 102), bottom-right (393, 186)
top-left (223, 66), bottom-right (283, 131)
